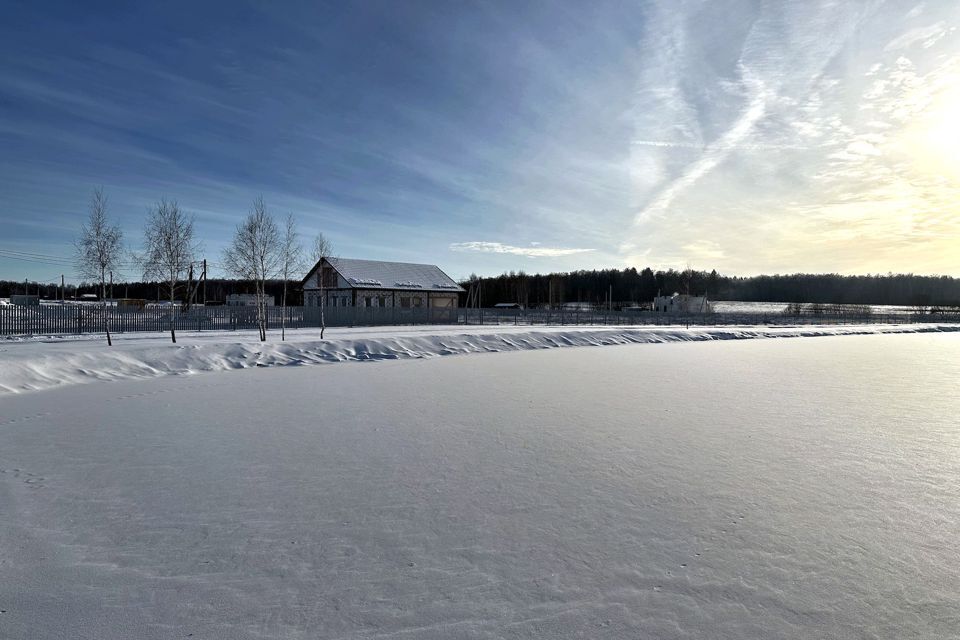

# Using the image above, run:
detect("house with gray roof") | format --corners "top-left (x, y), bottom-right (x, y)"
top-left (302, 257), bottom-right (465, 309)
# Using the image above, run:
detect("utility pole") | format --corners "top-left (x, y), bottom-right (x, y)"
top-left (61, 274), bottom-right (64, 302)
top-left (187, 262), bottom-right (194, 311)
top-left (202, 258), bottom-right (207, 306)
top-left (109, 270), bottom-right (113, 301)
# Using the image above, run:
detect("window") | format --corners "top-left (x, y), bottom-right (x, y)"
top-left (365, 297), bottom-right (372, 307)
top-left (400, 297), bottom-right (411, 308)
top-left (378, 296), bottom-right (387, 307)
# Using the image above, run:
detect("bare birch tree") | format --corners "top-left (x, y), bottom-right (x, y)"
top-left (141, 199), bottom-right (198, 343)
top-left (278, 213), bottom-right (304, 341)
top-left (312, 232), bottom-right (333, 339)
top-left (222, 197), bottom-right (281, 341)
top-left (75, 187), bottom-right (124, 347)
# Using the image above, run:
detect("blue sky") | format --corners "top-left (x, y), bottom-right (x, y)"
top-left (1, 0), bottom-right (958, 284)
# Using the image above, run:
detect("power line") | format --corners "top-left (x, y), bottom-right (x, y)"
top-left (0, 248), bottom-right (74, 259)
top-left (0, 249), bottom-right (74, 264)
top-left (2, 248), bottom-right (217, 269)
top-left (1, 245), bottom-right (234, 284)
top-left (32, 273), bottom-right (68, 282)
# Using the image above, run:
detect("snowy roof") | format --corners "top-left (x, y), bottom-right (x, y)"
top-left (305, 257), bottom-right (465, 293)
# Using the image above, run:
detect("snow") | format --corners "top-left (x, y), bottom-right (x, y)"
top-left (1, 332), bottom-right (959, 639)
top-left (711, 300), bottom-right (920, 315)
top-left (1, 323), bottom-right (958, 395)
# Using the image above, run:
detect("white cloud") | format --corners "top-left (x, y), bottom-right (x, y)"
top-left (907, 4), bottom-right (926, 19)
top-left (634, 66), bottom-right (772, 224)
top-left (884, 22), bottom-right (952, 51)
top-left (450, 242), bottom-right (594, 258)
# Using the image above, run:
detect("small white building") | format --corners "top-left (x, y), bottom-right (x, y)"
top-left (652, 293), bottom-right (711, 314)
top-left (302, 257), bottom-right (464, 309)
top-left (226, 293), bottom-right (275, 307)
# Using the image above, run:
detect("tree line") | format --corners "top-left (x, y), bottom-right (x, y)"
top-left (1, 277), bottom-right (307, 307)
top-left (461, 267), bottom-right (960, 309)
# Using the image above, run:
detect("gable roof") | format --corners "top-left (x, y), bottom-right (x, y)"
top-left (304, 257), bottom-right (465, 293)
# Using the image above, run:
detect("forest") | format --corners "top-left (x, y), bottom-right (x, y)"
top-left (458, 268), bottom-right (960, 309)
top-left (0, 277), bottom-right (304, 306)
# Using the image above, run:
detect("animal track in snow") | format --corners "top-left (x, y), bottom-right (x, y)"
top-left (0, 412), bottom-right (51, 426)
top-left (0, 467), bottom-right (47, 489)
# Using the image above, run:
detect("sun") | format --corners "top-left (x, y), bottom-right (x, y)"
top-left (908, 84), bottom-right (960, 182)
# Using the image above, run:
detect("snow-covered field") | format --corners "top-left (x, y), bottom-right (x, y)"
top-left (2, 323), bottom-right (958, 395)
top-left (711, 300), bottom-right (919, 314)
top-left (2, 330), bottom-right (959, 638)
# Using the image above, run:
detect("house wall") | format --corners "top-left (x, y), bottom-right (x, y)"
top-left (652, 295), bottom-right (708, 313)
top-left (355, 290), bottom-right (425, 308)
top-left (10, 295), bottom-right (40, 306)
top-left (325, 289), bottom-right (353, 308)
top-left (303, 289), bottom-right (459, 308)
top-left (356, 290), bottom-right (395, 307)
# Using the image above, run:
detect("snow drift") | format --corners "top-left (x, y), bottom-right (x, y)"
top-left (1, 324), bottom-right (958, 395)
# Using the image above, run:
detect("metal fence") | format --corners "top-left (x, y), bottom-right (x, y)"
top-left (1, 303), bottom-right (959, 337)
top-left (0, 304), bottom-right (461, 337)
top-left (461, 308), bottom-right (960, 327)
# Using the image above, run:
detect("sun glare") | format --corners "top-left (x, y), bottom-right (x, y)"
top-left (909, 84), bottom-right (960, 182)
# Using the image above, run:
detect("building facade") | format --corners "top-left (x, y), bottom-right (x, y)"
top-left (10, 294), bottom-right (40, 306)
top-left (302, 257), bottom-right (464, 309)
top-left (652, 293), bottom-right (712, 314)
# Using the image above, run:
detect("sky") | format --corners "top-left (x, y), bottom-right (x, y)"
top-left (1, 0), bottom-right (958, 285)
